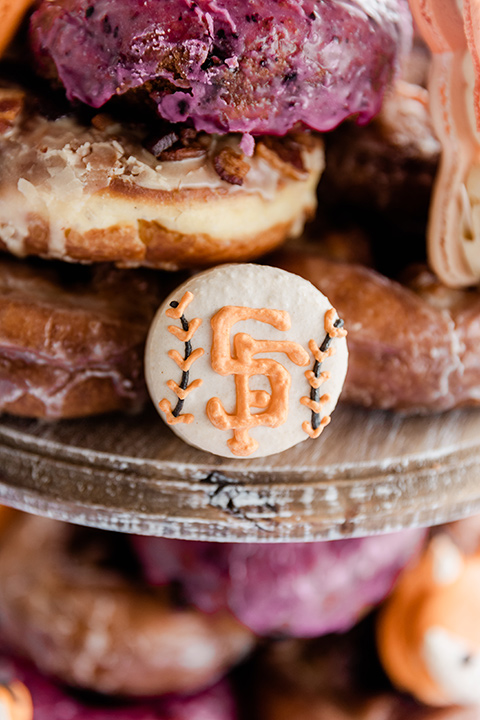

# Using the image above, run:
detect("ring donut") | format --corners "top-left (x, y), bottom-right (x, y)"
top-left (29, 0), bottom-right (411, 136)
top-left (0, 255), bottom-right (165, 419)
top-left (0, 515), bottom-right (254, 696)
top-left (134, 529), bottom-right (425, 637)
top-left (275, 247), bottom-right (480, 413)
top-left (0, 79), bottom-right (323, 269)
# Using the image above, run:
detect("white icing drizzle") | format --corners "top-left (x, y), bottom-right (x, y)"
top-left (0, 111), bottom-right (322, 259)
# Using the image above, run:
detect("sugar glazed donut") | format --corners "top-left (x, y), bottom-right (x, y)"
top-left (0, 515), bottom-right (254, 696)
top-left (30, 0), bottom-right (411, 136)
top-left (0, 80), bottom-right (323, 269)
top-left (0, 256), bottom-right (165, 418)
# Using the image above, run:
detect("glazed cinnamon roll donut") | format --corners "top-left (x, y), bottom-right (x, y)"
top-left (0, 515), bottom-right (254, 696)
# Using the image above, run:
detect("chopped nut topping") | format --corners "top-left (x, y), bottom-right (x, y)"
top-left (91, 113), bottom-right (116, 131)
top-left (214, 146), bottom-right (250, 185)
top-left (0, 87), bottom-right (25, 134)
top-left (146, 131), bottom-right (179, 157)
top-left (146, 126), bottom-right (212, 161)
top-left (159, 145), bottom-right (207, 161)
top-left (256, 135), bottom-right (308, 179)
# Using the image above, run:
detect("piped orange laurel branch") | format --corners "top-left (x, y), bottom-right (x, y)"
top-left (0, 680), bottom-right (33, 720)
top-left (159, 399), bottom-right (194, 425)
top-left (302, 415), bottom-right (331, 439)
top-left (301, 307), bottom-right (346, 440)
top-left (159, 291), bottom-right (204, 425)
top-left (324, 308), bottom-right (348, 339)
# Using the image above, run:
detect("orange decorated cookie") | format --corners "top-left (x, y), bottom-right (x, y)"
top-left (145, 264), bottom-right (348, 458)
top-left (377, 534), bottom-right (480, 706)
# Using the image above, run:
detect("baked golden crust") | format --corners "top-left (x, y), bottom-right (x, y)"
top-left (0, 84), bottom-right (323, 269)
top-left (0, 255), bottom-right (165, 418)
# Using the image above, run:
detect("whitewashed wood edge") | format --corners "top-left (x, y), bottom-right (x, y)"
top-left (0, 407), bottom-right (480, 541)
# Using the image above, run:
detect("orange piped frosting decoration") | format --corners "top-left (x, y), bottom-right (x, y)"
top-left (160, 291), bottom-right (204, 425)
top-left (308, 340), bottom-right (335, 364)
top-left (0, 680), bottom-right (33, 720)
top-left (301, 307), bottom-right (346, 440)
top-left (377, 534), bottom-right (480, 706)
top-left (167, 347), bottom-right (205, 373)
top-left (302, 415), bottom-right (331, 439)
top-left (324, 308), bottom-right (347, 338)
top-left (158, 398), bottom-right (194, 425)
top-left (168, 317), bottom-right (202, 342)
top-left (304, 369), bottom-right (330, 389)
top-left (165, 291), bottom-right (194, 319)
top-left (166, 378), bottom-right (203, 400)
top-left (206, 306), bottom-right (310, 457)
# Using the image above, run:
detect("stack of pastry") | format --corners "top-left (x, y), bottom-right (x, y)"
top-left (2, 0), bottom-right (480, 718)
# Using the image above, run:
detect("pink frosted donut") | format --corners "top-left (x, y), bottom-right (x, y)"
top-left (134, 529), bottom-right (426, 638)
top-left (30, 0), bottom-right (412, 136)
top-left (1, 654), bottom-right (237, 720)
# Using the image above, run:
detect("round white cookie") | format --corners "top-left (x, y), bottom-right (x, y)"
top-left (145, 264), bottom-right (348, 458)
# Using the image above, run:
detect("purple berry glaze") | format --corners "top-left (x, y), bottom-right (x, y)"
top-left (29, 0), bottom-right (412, 136)
top-left (6, 654), bottom-right (237, 720)
top-left (133, 528), bottom-right (426, 638)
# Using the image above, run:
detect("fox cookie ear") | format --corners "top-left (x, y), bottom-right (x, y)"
top-left (429, 534), bottom-right (465, 585)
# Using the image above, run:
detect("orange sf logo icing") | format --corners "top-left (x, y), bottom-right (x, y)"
top-left (0, 681), bottom-right (33, 720)
top-left (206, 306), bottom-right (310, 456)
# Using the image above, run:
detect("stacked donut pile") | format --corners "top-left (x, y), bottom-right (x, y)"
top-left (1, 511), bottom-right (480, 718)
top-left (0, 0), bottom-right (413, 420)
top-left (3, 1), bottom-right (480, 720)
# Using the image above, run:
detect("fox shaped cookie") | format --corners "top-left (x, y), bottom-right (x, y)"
top-left (377, 533), bottom-right (480, 706)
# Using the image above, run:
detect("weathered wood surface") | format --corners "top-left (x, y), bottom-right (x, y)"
top-left (0, 405), bottom-right (479, 541)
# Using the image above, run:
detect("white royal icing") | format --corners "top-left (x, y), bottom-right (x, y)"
top-left (145, 264), bottom-right (348, 458)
